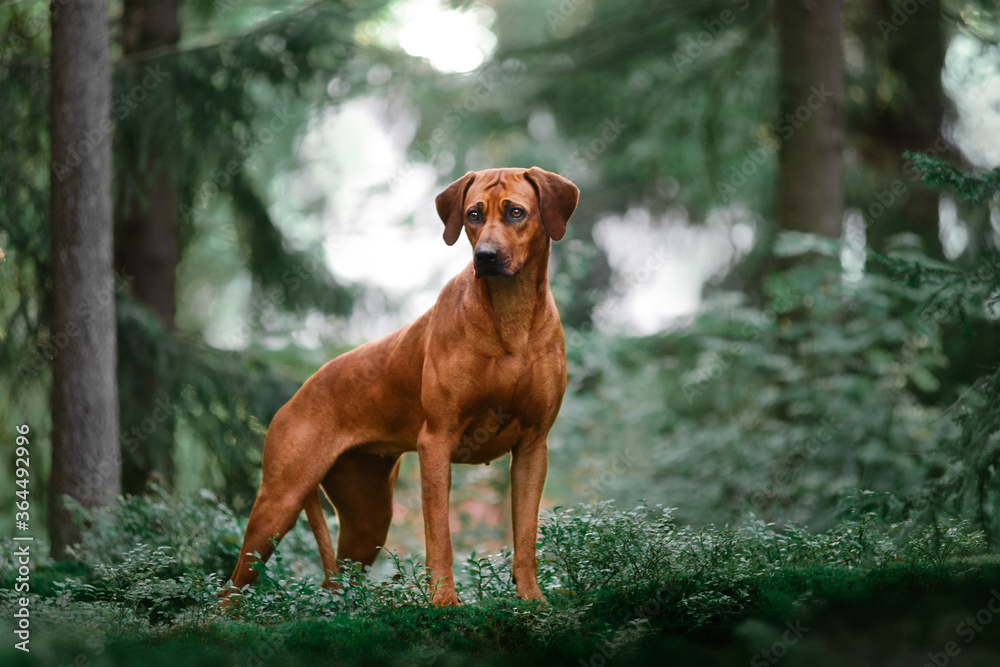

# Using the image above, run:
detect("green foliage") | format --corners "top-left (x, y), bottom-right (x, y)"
top-left (552, 151), bottom-right (1000, 545)
top-left (113, 0), bottom-right (383, 318)
top-left (462, 546), bottom-right (516, 602)
top-left (115, 298), bottom-right (304, 504)
top-left (26, 493), bottom-right (990, 612)
top-left (1, 496), bottom-right (993, 666)
top-left (899, 516), bottom-right (989, 571)
top-left (1, 0), bottom-right (397, 523)
top-left (865, 154), bottom-right (1000, 545)
top-left (229, 547), bottom-right (439, 622)
top-left (55, 544), bottom-right (185, 635)
top-left (64, 484), bottom-right (244, 575)
top-left (399, 0), bottom-right (778, 324)
top-left (903, 151), bottom-right (1000, 205)
top-left (553, 247), bottom-right (961, 528)
top-left (537, 502), bottom-right (675, 593)
top-left (224, 542), bottom-right (341, 623)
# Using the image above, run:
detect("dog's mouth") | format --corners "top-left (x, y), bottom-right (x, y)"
top-left (472, 255), bottom-right (521, 278)
top-left (474, 261), bottom-right (520, 278)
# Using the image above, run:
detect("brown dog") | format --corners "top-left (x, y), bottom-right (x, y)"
top-left (224, 167), bottom-right (579, 605)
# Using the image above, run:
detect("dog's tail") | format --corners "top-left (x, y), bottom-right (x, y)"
top-left (303, 487), bottom-right (338, 587)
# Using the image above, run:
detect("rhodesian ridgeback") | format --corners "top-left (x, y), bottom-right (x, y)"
top-left (224, 167), bottom-right (579, 605)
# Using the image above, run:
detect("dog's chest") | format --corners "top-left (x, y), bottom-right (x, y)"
top-left (449, 350), bottom-right (564, 464)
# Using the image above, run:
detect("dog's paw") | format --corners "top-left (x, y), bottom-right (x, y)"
top-left (431, 589), bottom-right (462, 606)
top-left (515, 588), bottom-right (546, 603)
top-left (216, 587), bottom-right (246, 614)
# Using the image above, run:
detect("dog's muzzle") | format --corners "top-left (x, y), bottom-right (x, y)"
top-left (474, 246), bottom-right (508, 277)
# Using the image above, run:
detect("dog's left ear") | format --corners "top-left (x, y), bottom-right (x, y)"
top-left (435, 171), bottom-right (476, 246)
top-left (524, 167), bottom-right (579, 241)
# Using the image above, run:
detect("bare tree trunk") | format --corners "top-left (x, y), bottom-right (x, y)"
top-left (120, 0), bottom-right (179, 322)
top-left (49, 0), bottom-right (120, 558)
top-left (118, 0), bottom-right (180, 494)
top-left (775, 0), bottom-right (844, 236)
top-left (853, 0), bottom-right (948, 254)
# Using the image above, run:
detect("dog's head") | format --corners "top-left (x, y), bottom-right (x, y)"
top-left (435, 167), bottom-right (579, 278)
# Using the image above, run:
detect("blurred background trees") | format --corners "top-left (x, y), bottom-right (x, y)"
top-left (2, 0), bottom-right (1000, 556)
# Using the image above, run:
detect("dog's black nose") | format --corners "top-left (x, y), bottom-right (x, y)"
top-left (474, 247), bottom-right (499, 264)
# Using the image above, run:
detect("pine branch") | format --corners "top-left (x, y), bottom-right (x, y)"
top-left (903, 151), bottom-right (1000, 204)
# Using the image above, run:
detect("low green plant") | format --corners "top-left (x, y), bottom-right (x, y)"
top-left (461, 546), bottom-right (516, 602)
top-left (64, 485), bottom-right (244, 575)
top-left (330, 549), bottom-right (434, 613)
top-left (45, 543), bottom-right (222, 636)
top-left (537, 501), bottom-right (677, 593)
top-left (5, 491), bottom-right (987, 656)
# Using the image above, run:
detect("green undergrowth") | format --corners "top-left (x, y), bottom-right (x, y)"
top-left (1, 493), bottom-right (998, 666)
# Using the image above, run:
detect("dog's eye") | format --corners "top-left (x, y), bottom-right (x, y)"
top-left (510, 207), bottom-right (524, 218)
top-left (467, 210), bottom-right (480, 222)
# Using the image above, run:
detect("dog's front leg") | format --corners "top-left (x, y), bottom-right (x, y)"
top-left (418, 425), bottom-right (460, 605)
top-left (510, 434), bottom-right (547, 602)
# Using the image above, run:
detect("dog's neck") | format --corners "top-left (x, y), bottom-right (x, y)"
top-left (473, 241), bottom-right (553, 348)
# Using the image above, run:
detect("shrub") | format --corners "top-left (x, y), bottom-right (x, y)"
top-left (13, 491), bottom-right (986, 640)
top-left (64, 485), bottom-right (244, 575)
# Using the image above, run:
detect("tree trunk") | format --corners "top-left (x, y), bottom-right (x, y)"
top-left (49, 0), bottom-right (120, 558)
top-left (775, 0), bottom-right (844, 237)
top-left (852, 0), bottom-right (948, 255)
top-left (118, 0), bottom-right (180, 494)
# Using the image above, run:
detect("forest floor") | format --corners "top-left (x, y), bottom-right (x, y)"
top-left (4, 557), bottom-right (1000, 667)
top-left (4, 498), bottom-right (1000, 666)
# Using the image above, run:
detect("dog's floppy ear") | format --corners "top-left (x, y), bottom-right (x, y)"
top-left (435, 171), bottom-right (476, 246)
top-left (524, 167), bottom-right (579, 241)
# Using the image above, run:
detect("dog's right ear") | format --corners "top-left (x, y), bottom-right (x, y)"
top-left (435, 171), bottom-right (476, 246)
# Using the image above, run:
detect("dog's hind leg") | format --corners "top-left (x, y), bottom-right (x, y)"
top-left (225, 481), bottom-right (310, 594)
top-left (322, 451), bottom-right (401, 567)
top-left (304, 488), bottom-right (338, 588)
top-left (224, 413), bottom-right (339, 598)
